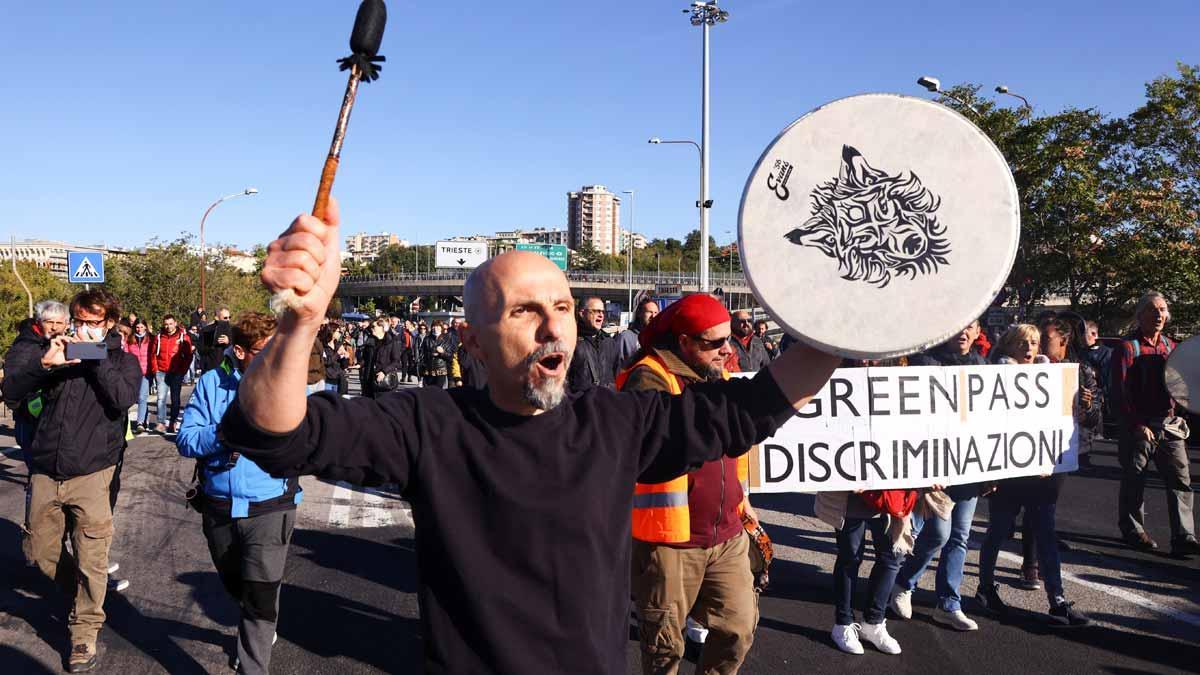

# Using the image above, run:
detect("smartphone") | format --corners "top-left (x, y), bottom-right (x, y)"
top-left (65, 342), bottom-right (107, 360)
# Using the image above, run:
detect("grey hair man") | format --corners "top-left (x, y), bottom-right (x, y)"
top-left (1111, 292), bottom-right (1198, 556)
top-left (36, 300), bottom-right (69, 338)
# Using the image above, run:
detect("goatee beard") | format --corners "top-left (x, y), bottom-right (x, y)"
top-left (521, 340), bottom-right (571, 411)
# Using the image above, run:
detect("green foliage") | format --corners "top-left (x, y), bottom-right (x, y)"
top-left (364, 244), bottom-right (436, 274)
top-left (935, 64), bottom-right (1200, 334)
top-left (103, 235), bottom-right (269, 326)
top-left (0, 262), bottom-right (72, 352)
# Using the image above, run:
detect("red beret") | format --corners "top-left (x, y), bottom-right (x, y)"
top-left (639, 294), bottom-right (730, 351)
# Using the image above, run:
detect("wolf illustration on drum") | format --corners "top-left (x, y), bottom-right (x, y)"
top-left (784, 145), bottom-right (951, 288)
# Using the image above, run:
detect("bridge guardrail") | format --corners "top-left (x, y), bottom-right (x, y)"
top-left (341, 271), bottom-right (749, 288)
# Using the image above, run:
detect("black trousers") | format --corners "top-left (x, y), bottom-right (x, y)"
top-left (202, 508), bottom-right (296, 675)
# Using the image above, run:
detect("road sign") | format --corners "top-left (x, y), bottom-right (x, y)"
top-left (435, 241), bottom-right (487, 269)
top-left (984, 307), bottom-right (1013, 328)
top-left (410, 298), bottom-right (422, 313)
top-left (67, 251), bottom-right (105, 284)
top-left (514, 243), bottom-right (568, 271)
top-left (655, 284), bottom-right (681, 296)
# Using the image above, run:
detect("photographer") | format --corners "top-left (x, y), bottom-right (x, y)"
top-left (176, 312), bottom-right (302, 675)
top-left (1, 289), bottom-right (141, 672)
top-left (197, 307), bottom-right (233, 373)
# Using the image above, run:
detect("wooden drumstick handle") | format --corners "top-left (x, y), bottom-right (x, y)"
top-left (313, 154), bottom-right (340, 222)
top-left (274, 154), bottom-right (341, 314)
top-left (274, 69), bottom-right (360, 315)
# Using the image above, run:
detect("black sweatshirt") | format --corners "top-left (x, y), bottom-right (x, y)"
top-left (219, 369), bottom-right (795, 674)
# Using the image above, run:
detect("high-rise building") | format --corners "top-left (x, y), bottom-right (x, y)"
top-left (344, 232), bottom-right (408, 261)
top-left (529, 227), bottom-right (569, 246)
top-left (567, 185), bottom-right (622, 255)
top-left (619, 230), bottom-right (648, 252)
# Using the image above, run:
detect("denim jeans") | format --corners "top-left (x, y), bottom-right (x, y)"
top-left (979, 496), bottom-right (1064, 605)
top-left (895, 485), bottom-right (978, 612)
top-left (834, 515), bottom-right (902, 626)
top-left (136, 373), bottom-right (155, 425)
top-left (155, 371), bottom-right (184, 425)
top-left (323, 382), bottom-right (340, 393)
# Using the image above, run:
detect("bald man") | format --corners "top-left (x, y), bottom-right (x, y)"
top-left (220, 199), bottom-right (840, 674)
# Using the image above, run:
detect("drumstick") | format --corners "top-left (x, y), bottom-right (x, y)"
top-left (274, 0), bottom-right (387, 313)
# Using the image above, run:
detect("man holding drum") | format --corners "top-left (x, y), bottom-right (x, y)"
top-left (219, 197), bottom-right (841, 674)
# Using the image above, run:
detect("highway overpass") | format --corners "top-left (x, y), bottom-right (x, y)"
top-left (336, 270), bottom-right (758, 310)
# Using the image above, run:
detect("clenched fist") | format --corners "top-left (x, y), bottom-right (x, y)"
top-left (262, 197), bottom-right (342, 327)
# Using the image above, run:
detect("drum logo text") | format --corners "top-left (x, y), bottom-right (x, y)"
top-left (784, 145), bottom-right (950, 288)
top-left (766, 159), bottom-right (793, 201)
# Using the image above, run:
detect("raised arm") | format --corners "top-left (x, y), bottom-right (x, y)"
top-left (237, 200), bottom-right (343, 433)
top-left (220, 197), bottom-right (420, 486)
top-left (636, 340), bottom-right (840, 482)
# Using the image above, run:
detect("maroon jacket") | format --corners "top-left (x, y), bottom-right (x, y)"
top-left (1111, 331), bottom-right (1176, 428)
top-left (621, 348), bottom-right (745, 549)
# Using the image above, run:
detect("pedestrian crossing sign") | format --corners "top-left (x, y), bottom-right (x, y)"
top-left (68, 251), bottom-right (105, 284)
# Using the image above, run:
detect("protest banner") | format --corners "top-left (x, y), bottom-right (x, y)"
top-left (745, 363), bottom-right (1081, 493)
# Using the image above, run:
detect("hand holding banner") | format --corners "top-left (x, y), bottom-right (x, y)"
top-left (745, 363), bottom-right (1081, 493)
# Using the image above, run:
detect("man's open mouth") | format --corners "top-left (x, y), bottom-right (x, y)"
top-left (535, 353), bottom-right (566, 376)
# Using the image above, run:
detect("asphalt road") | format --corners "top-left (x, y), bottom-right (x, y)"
top-left (1, 384), bottom-right (1197, 674)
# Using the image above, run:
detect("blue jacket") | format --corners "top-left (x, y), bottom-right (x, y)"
top-left (176, 357), bottom-right (302, 517)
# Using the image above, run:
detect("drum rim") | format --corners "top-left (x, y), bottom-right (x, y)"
top-left (1165, 334), bottom-right (1200, 414)
top-left (737, 92), bottom-right (1021, 359)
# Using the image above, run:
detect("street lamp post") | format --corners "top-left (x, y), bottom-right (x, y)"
top-left (648, 136), bottom-right (702, 289)
top-left (199, 188), bottom-right (258, 310)
top-left (684, 1), bottom-right (729, 292)
top-left (916, 76), bottom-right (981, 117)
top-left (994, 85), bottom-right (1033, 114)
top-left (622, 190), bottom-right (635, 311)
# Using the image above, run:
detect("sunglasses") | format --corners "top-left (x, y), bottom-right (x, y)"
top-left (688, 334), bottom-right (730, 351)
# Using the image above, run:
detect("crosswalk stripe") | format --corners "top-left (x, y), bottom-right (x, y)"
top-left (361, 487), bottom-right (396, 528)
top-left (327, 481), bottom-right (354, 528)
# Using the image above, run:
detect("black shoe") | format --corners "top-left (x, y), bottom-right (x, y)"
top-left (1049, 600), bottom-right (1091, 626)
top-left (1123, 530), bottom-right (1158, 551)
top-left (1171, 536), bottom-right (1200, 557)
top-left (975, 583), bottom-right (1009, 617)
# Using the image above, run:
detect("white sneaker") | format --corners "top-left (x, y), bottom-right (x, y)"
top-left (684, 616), bottom-right (709, 644)
top-left (889, 586), bottom-right (913, 620)
top-left (934, 608), bottom-right (979, 631)
top-left (859, 620), bottom-right (902, 654)
top-left (831, 623), bottom-right (864, 655)
top-left (107, 577), bottom-right (130, 592)
top-left (107, 561), bottom-right (120, 574)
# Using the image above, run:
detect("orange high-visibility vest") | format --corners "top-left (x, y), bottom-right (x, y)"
top-left (617, 352), bottom-right (748, 544)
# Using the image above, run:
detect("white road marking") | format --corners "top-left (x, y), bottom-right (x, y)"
top-left (997, 551), bottom-right (1200, 628)
top-left (322, 481), bottom-right (413, 529)
top-left (361, 487), bottom-right (395, 528)
top-left (327, 481), bottom-right (354, 528)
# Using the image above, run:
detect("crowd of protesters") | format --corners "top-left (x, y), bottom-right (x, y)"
top-left (1, 275), bottom-right (1195, 672)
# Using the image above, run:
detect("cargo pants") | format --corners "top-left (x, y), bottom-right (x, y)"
top-left (29, 466), bottom-right (117, 648)
top-left (632, 533), bottom-right (758, 675)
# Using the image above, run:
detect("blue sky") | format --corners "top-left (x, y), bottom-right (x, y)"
top-left (3, 0), bottom-right (1196, 251)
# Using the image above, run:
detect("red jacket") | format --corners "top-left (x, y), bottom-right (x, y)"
top-left (154, 329), bottom-right (193, 374)
top-left (124, 333), bottom-right (157, 375)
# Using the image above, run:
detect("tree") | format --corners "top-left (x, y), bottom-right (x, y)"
top-left (570, 241), bottom-right (603, 271)
top-left (103, 235), bottom-right (268, 327)
top-left (934, 67), bottom-right (1200, 334)
top-left (0, 262), bottom-right (72, 352)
